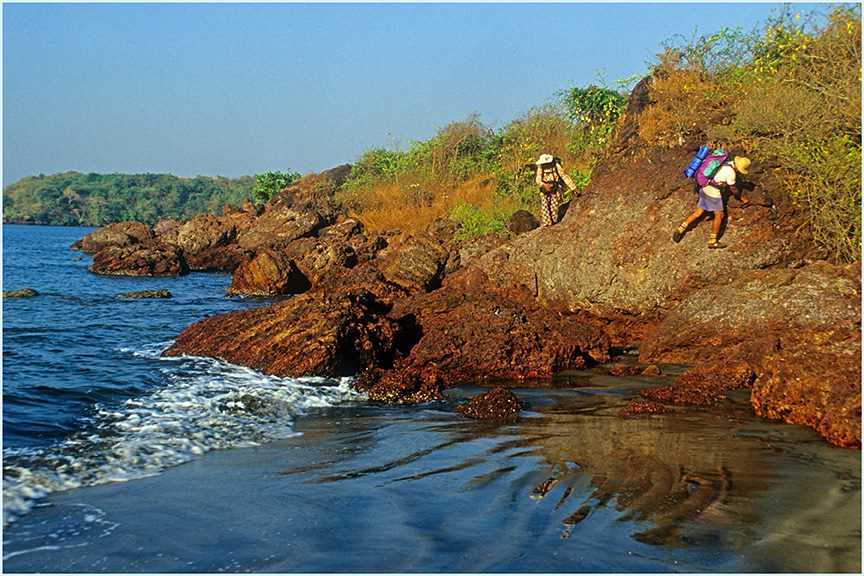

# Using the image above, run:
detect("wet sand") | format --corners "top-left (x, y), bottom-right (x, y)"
top-left (3, 379), bottom-right (861, 573)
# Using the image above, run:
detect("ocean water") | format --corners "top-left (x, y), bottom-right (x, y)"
top-left (2, 225), bottom-right (360, 523)
top-left (2, 224), bottom-right (861, 573)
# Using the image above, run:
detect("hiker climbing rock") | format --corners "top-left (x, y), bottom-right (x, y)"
top-left (535, 154), bottom-right (578, 227)
top-left (673, 151), bottom-right (751, 249)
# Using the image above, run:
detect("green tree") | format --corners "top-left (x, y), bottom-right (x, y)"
top-left (251, 170), bottom-right (301, 204)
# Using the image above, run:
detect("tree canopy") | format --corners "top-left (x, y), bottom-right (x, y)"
top-left (3, 172), bottom-right (255, 226)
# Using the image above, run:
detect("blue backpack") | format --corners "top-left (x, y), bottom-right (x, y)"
top-left (684, 146), bottom-right (729, 187)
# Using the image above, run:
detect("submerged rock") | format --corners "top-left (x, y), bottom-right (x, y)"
top-left (456, 387), bottom-right (523, 420)
top-left (617, 400), bottom-right (674, 418)
top-left (3, 288), bottom-right (39, 298)
top-left (117, 290), bottom-right (173, 299)
top-left (639, 361), bottom-right (756, 407)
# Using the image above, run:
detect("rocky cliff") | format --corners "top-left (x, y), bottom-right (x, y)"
top-left (76, 92), bottom-right (861, 448)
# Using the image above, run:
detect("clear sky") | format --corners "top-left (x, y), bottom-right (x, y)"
top-left (1, 1), bottom-right (829, 185)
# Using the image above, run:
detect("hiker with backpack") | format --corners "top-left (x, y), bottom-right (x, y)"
top-left (673, 148), bottom-right (751, 249)
top-left (535, 154), bottom-right (579, 227)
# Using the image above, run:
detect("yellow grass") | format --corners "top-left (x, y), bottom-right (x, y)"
top-left (351, 173), bottom-right (499, 234)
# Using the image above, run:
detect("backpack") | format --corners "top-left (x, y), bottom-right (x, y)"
top-left (684, 146), bottom-right (729, 187)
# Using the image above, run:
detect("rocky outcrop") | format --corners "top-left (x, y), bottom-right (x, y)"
top-left (74, 167), bottom-right (353, 277)
top-left (89, 243), bottom-right (188, 276)
top-left (72, 221), bottom-right (154, 253)
top-left (156, 80), bottom-right (860, 448)
top-left (163, 288), bottom-right (405, 378)
top-left (3, 288), bottom-right (39, 298)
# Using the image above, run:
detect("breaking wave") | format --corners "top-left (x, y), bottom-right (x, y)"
top-left (3, 346), bottom-right (365, 525)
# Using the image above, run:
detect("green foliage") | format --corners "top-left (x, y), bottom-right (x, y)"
top-left (559, 84), bottom-right (629, 149)
top-left (449, 202), bottom-right (510, 242)
top-left (251, 170), bottom-right (301, 204)
top-left (3, 172), bottom-right (255, 226)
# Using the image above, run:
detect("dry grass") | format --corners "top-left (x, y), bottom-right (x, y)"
top-left (638, 69), bottom-right (727, 147)
top-left (350, 173), bottom-right (498, 234)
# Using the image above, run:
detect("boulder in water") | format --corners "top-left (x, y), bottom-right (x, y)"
top-left (117, 290), bottom-right (173, 299)
top-left (3, 288), bottom-right (39, 298)
top-left (456, 387), bottom-right (523, 420)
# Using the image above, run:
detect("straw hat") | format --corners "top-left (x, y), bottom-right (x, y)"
top-left (535, 154), bottom-right (555, 166)
top-left (733, 156), bottom-right (751, 174)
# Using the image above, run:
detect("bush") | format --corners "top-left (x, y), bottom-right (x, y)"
top-left (251, 170), bottom-right (301, 204)
top-left (449, 202), bottom-right (510, 241)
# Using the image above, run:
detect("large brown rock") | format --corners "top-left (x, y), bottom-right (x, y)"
top-left (375, 219), bottom-right (457, 293)
top-left (72, 221), bottom-right (154, 253)
top-left (639, 262), bottom-right (860, 365)
top-left (163, 288), bottom-right (404, 378)
top-left (170, 213), bottom-right (254, 271)
top-left (89, 243), bottom-right (188, 276)
top-left (477, 144), bottom-right (813, 319)
top-left (235, 182), bottom-right (332, 251)
top-left (383, 266), bottom-right (611, 383)
top-left (227, 218), bottom-right (387, 296)
top-left (227, 247), bottom-right (312, 296)
top-left (751, 329), bottom-right (861, 448)
top-left (637, 261), bottom-right (860, 447)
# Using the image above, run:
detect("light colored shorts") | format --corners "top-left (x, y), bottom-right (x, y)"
top-left (697, 189), bottom-right (724, 212)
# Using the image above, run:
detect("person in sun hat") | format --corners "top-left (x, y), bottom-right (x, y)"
top-left (673, 155), bottom-right (751, 249)
top-left (535, 154), bottom-right (579, 227)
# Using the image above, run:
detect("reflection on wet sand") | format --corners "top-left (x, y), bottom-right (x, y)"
top-left (509, 392), bottom-right (860, 571)
top-left (282, 387), bottom-right (860, 572)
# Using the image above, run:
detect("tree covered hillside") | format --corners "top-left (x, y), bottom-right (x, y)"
top-left (3, 172), bottom-right (255, 226)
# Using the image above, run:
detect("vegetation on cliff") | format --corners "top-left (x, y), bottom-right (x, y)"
top-left (337, 5), bottom-right (860, 263)
top-left (642, 4), bottom-right (861, 263)
top-left (3, 172), bottom-right (255, 226)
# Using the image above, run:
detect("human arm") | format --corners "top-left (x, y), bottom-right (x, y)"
top-left (555, 162), bottom-right (579, 192)
top-left (728, 183), bottom-right (749, 205)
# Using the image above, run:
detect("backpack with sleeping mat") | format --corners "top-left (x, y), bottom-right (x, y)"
top-left (683, 145), bottom-right (729, 187)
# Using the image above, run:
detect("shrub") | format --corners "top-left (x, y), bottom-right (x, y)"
top-left (449, 202), bottom-right (510, 241)
top-left (251, 170), bottom-right (301, 204)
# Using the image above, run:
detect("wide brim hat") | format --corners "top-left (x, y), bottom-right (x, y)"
top-left (535, 154), bottom-right (555, 165)
top-left (733, 156), bottom-right (751, 174)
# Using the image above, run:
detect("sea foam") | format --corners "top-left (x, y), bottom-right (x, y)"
top-left (2, 349), bottom-right (365, 525)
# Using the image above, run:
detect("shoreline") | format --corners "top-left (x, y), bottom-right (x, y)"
top-left (4, 384), bottom-right (860, 573)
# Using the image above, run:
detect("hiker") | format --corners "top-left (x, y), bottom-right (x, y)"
top-left (673, 155), bottom-right (751, 248)
top-left (535, 154), bottom-right (578, 227)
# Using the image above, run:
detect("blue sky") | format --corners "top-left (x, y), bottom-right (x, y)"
top-left (2, 2), bottom-right (829, 185)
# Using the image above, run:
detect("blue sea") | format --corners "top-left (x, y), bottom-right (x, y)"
top-left (2, 224), bottom-right (861, 573)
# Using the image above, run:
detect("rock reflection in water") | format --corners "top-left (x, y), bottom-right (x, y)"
top-left (505, 391), bottom-right (859, 571)
top-left (282, 388), bottom-right (859, 572)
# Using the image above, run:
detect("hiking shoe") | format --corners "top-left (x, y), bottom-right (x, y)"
top-left (707, 240), bottom-right (727, 249)
top-left (672, 229), bottom-right (685, 243)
